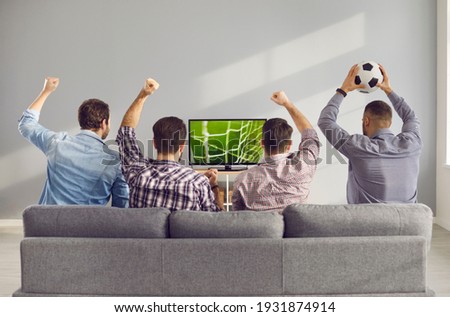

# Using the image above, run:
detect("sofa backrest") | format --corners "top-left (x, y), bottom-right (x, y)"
top-left (22, 203), bottom-right (433, 243)
top-left (283, 203), bottom-right (433, 246)
top-left (169, 210), bottom-right (284, 238)
top-left (23, 205), bottom-right (171, 238)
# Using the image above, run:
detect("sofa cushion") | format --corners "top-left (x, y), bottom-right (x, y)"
top-left (169, 210), bottom-right (284, 238)
top-left (283, 203), bottom-right (433, 246)
top-left (23, 205), bottom-right (170, 238)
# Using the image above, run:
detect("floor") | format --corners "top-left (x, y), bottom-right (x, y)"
top-left (0, 224), bottom-right (449, 296)
top-left (0, 226), bottom-right (21, 296)
top-left (427, 224), bottom-right (450, 296)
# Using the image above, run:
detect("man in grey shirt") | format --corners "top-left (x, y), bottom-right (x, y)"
top-left (318, 64), bottom-right (421, 204)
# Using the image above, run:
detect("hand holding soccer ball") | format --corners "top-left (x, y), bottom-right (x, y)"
top-left (340, 61), bottom-right (386, 95)
top-left (354, 61), bottom-right (384, 94)
top-left (340, 64), bottom-right (365, 94)
top-left (376, 64), bottom-right (393, 95)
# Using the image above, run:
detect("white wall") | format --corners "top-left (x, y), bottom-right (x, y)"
top-left (0, 0), bottom-right (437, 218)
top-left (436, 0), bottom-right (450, 230)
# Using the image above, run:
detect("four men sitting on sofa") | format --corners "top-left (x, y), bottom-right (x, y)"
top-left (19, 64), bottom-right (421, 210)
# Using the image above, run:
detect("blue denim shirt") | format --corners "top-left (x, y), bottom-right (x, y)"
top-left (18, 109), bottom-right (129, 207)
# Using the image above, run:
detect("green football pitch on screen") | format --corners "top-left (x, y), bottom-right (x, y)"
top-left (189, 119), bottom-right (265, 165)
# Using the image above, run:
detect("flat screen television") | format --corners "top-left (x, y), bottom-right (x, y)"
top-left (188, 119), bottom-right (266, 170)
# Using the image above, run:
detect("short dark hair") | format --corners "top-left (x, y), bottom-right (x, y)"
top-left (78, 99), bottom-right (110, 130)
top-left (262, 118), bottom-right (293, 155)
top-left (153, 116), bottom-right (186, 154)
top-left (364, 100), bottom-right (392, 120)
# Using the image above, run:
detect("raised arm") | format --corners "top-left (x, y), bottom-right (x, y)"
top-left (377, 65), bottom-right (420, 136)
top-left (116, 78), bottom-right (160, 183)
top-left (318, 65), bottom-right (364, 148)
top-left (120, 78), bottom-right (160, 128)
top-left (270, 91), bottom-right (312, 133)
top-left (18, 77), bottom-right (60, 153)
top-left (271, 91), bottom-right (320, 162)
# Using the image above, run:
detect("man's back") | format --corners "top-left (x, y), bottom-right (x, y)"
top-left (124, 159), bottom-right (218, 211)
top-left (231, 91), bottom-right (319, 211)
top-left (343, 130), bottom-right (421, 203)
top-left (19, 109), bottom-right (129, 207)
top-left (232, 128), bottom-right (320, 211)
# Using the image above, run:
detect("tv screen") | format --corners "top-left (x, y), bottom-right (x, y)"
top-left (189, 119), bottom-right (266, 167)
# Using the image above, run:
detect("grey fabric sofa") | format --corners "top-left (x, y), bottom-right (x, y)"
top-left (13, 203), bottom-right (433, 297)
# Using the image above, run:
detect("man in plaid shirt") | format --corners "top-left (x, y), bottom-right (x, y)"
top-left (232, 91), bottom-right (320, 211)
top-left (116, 78), bottom-right (223, 212)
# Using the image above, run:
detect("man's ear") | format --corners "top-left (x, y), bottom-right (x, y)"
top-left (363, 116), bottom-right (370, 127)
top-left (179, 143), bottom-right (185, 154)
top-left (286, 139), bottom-right (292, 152)
top-left (101, 118), bottom-right (108, 129)
top-left (261, 140), bottom-right (265, 148)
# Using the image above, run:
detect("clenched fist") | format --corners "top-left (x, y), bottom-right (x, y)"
top-left (204, 169), bottom-right (219, 186)
top-left (271, 91), bottom-right (290, 107)
top-left (43, 77), bottom-right (59, 94)
top-left (142, 78), bottom-right (160, 96)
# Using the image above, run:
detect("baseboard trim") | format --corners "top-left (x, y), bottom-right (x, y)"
top-left (0, 219), bottom-right (22, 227)
top-left (435, 217), bottom-right (450, 232)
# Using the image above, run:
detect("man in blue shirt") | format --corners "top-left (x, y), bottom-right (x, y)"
top-left (18, 77), bottom-right (129, 207)
top-left (318, 65), bottom-right (422, 204)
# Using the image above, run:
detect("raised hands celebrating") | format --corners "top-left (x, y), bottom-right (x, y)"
top-left (141, 78), bottom-right (160, 97)
top-left (271, 91), bottom-right (290, 107)
top-left (42, 77), bottom-right (60, 94)
top-left (270, 90), bottom-right (313, 133)
top-left (339, 64), bottom-right (392, 96)
top-left (120, 77), bottom-right (160, 128)
top-left (27, 76), bottom-right (60, 113)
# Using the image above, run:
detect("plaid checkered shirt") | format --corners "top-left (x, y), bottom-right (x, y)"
top-left (116, 127), bottom-right (220, 212)
top-left (232, 128), bottom-right (320, 211)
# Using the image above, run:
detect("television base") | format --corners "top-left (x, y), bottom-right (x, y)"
top-left (218, 165), bottom-right (248, 171)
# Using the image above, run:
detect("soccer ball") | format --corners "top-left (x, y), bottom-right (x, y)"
top-left (355, 61), bottom-right (384, 93)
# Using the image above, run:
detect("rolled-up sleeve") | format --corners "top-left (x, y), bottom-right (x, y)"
top-left (116, 126), bottom-right (145, 182)
top-left (299, 128), bottom-right (320, 163)
top-left (18, 109), bottom-right (57, 153)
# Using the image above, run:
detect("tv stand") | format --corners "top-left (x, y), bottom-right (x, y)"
top-left (193, 168), bottom-right (248, 211)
